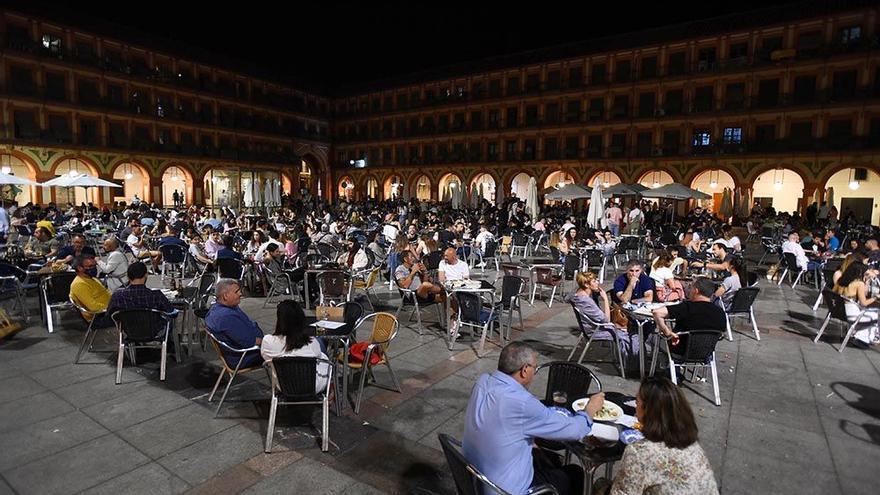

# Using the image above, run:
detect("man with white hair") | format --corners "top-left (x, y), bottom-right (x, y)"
top-left (96, 237), bottom-right (129, 290)
top-left (205, 279), bottom-right (264, 368)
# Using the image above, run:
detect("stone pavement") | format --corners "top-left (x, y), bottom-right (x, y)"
top-left (0, 256), bottom-right (878, 495)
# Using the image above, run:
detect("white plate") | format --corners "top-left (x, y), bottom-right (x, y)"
top-left (572, 397), bottom-right (623, 421)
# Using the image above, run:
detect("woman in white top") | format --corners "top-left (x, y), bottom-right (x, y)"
top-left (260, 301), bottom-right (331, 393)
top-left (650, 251), bottom-right (683, 301)
top-left (833, 261), bottom-right (879, 347)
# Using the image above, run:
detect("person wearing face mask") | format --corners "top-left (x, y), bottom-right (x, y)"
top-left (69, 255), bottom-right (113, 328)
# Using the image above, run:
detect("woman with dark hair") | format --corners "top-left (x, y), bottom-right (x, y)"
top-left (337, 238), bottom-right (370, 271)
top-left (260, 300), bottom-right (330, 393)
top-left (602, 376), bottom-right (718, 494)
top-left (833, 261), bottom-right (879, 347)
top-left (559, 227), bottom-right (578, 256)
top-left (714, 256), bottom-right (745, 309)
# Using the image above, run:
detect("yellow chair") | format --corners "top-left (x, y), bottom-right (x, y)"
top-left (350, 267), bottom-right (381, 310)
top-left (337, 312), bottom-right (401, 413)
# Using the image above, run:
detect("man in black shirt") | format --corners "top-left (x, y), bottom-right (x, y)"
top-left (438, 221), bottom-right (457, 249)
top-left (690, 242), bottom-right (734, 278)
top-left (652, 277), bottom-right (726, 348)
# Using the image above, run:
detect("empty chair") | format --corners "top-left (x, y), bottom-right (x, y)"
top-left (665, 330), bottom-right (724, 406)
top-left (263, 261), bottom-right (297, 308)
top-left (111, 308), bottom-right (176, 384)
top-left (583, 249), bottom-right (606, 283)
top-left (561, 254), bottom-right (582, 294)
top-left (530, 265), bottom-right (564, 308)
top-left (41, 271), bottom-right (77, 334)
top-left (510, 232), bottom-right (529, 259)
top-left (453, 291), bottom-right (499, 357)
top-left (480, 240), bottom-right (500, 273)
top-left (317, 271), bottom-right (349, 306)
top-left (495, 275), bottom-right (526, 339)
top-left (438, 433), bottom-right (559, 495)
top-left (724, 287), bottom-right (761, 341)
top-left (350, 267), bottom-right (381, 310)
top-left (0, 262), bottom-right (34, 322)
top-left (338, 312), bottom-right (402, 414)
top-left (264, 357), bottom-right (333, 452)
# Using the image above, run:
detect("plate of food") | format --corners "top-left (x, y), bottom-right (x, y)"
top-left (572, 398), bottom-right (623, 422)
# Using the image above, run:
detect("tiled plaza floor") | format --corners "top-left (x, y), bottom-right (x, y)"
top-left (1, 250), bottom-right (878, 494)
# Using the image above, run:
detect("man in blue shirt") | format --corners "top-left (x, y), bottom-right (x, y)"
top-left (205, 279), bottom-right (263, 368)
top-left (56, 233), bottom-right (97, 264)
top-left (215, 235), bottom-right (243, 261)
top-left (463, 342), bottom-right (604, 495)
top-left (612, 259), bottom-right (654, 304)
top-left (158, 228), bottom-right (188, 248)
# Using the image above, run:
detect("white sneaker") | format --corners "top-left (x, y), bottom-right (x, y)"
top-left (449, 320), bottom-right (462, 340)
top-left (476, 262), bottom-right (487, 268)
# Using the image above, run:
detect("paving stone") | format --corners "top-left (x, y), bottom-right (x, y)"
top-left (726, 414), bottom-right (834, 471)
top-left (371, 396), bottom-right (460, 443)
top-left (721, 445), bottom-right (840, 495)
top-left (0, 410), bottom-right (108, 471)
top-left (118, 403), bottom-right (238, 459)
top-left (80, 463), bottom-right (190, 495)
top-left (29, 361), bottom-right (117, 389)
top-left (0, 390), bottom-right (75, 434)
top-left (81, 384), bottom-right (194, 431)
top-left (52, 370), bottom-right (151, 408)
top-left (240, 457), bottom-right (356, 495)
top-left (157, 424), bottom-right (264, 486)
top-left (3, 434), bottom-right (150, 495)
top-left (0, 375), bottom-right (47, 403)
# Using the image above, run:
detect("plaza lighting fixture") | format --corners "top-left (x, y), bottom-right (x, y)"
top-left (848, 168), bottom-right (860, 190)
top-left (652, 180), bottom-right (661, 188)
top-left (69, 169), bottom-right (78, 177)
top-left (709, 170), bottom-right (718, 188)
top-left (773, 180), bottom-right (783, 191)
top-left (773, 168), bottom-right (784, 191)
top-left (1, 166), bottom-right (10, 174)
top-left (849, 180), bottom-right (860, 190)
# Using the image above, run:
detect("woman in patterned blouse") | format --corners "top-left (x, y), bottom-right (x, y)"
top-left (602, 376), bottom-right (719, 495)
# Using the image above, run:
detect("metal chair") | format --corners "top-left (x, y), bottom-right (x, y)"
top-left (530, 265), bottom-right (565, 308)
top-left (206, 330), bottom-right (264, 417)
top-left (437, 433), bottom-right (558, 495)
top-left (562, 254), bottom-right (582, 295)
top-left (262, 262), bottom-right (297, 308)
top-left (494, 275), bottom-right (526, 340)
top-left (480, 240), bottom-right (500, 273)
top-left (264, 357), bottom-right (333, 453)
top-left (665, 330), bottom-right (724, 406)
top-left (812, 261), bottom-right (842, 311)
top-left (393, 278), bottom-right (444, 335)
top-left (453, 291), bottom-right (499, 356)
top-left (776, 252), bottom-right (806, 287)
top-left (537, 361), bottom-right (603, 403)
top-left (0, 262), bottom-right (34, 322)
top-left (71, 297), bottom-right (109, 364)
top-left (215, 258), bottom-right (244, 281)
top-left (510, 232), bottom-right (529, 259)
top-left (814, 289), bottom-right (873, 352)
top-left (40, 271), bottom-right (77, 334)
top-left (583, 249), bottom-right (607, 283)
top-left (111, 308), bottom-right (176, 384)
top-left (568, 303), bottom-right (626, 378)
top-left (350, 267), bottom-right (381, 310)
top-left (724, 287), bottom-right (761, 341)
top-left (338, 312), bottom-right (402, 414)
top-left (317, 270), bottom-right (349, 306)
top-left (158, 244), bottom-right (187, 282)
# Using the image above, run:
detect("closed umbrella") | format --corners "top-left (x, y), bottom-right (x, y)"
top-left (274, 179), bottom-right (281, 205)
top-left (402, 180), bottom-right (410, 201)
top-left (526, 176), bottom-right (539, 221)
top-left (826, 187), bottom-right (834, 209)
top-left (479, 182), bottom-right (485, 206)
top-left (471, 182), bottom-right (479, 208)
top-left (242, 178), bottom-right (253, 206)
top-left (733, 188), bottom-right (742, 218)
top-left (739, 188), bottom-right (752, 218)
top-left (264, 179), bottom-right (273, 207)
top-left (720, 188), bottom-right (734, 219)
top-left (587, 180), bottom-right (606, 229)
top-left (252, 178), bottom-right (262, 207)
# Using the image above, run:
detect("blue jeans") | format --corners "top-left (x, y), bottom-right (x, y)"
top-left (609, 224), bottom-right (620, 237)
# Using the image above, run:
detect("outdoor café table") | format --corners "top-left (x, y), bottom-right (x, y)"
top-left (307, 314), bottom-right (351, 413)
top-left (540, 391), bottom-right (637, 495)
top-left (442, 279), bottom-right (496, 339)
top-left (164, 287), bottom-right (200, 359)
top-left (621, 302), bottom-right (679, 378)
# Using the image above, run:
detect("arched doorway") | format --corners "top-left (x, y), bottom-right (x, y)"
top-left (299, 159), bottom-right (320, 198)
top-left (752, 168), bottom-right (804, 214)
top-left (824, 167), bottom-right (880, 225)
top-left (638, 170), bottom-right (674, 189)
top-left (471, 173), bottom-right (497, 205)
top-left (439, 173), bottom-right (463, 202)
top-left (281, 173), bottom-right (292, 198)
top-left (112, 162), bottom-right (150, 205)
top-left (161, 166), bottom-right (193, 207)
top-left (338, 176), bottom-right (355, 201)
top-left (364, 176), bottom-right (379, 200)
top-left (0, 153), bottom-right (38, 206)
top-left (51, 157), bottom-right (102, 206)
top-left (203, 167), bottom-right (241, 211)
top-left (510, 172), bottom-right (532, 200)
top-left (690, 169), bottom-right (736, 214)
top-left (412, 174), bottom-right (431, 201)
top-left (384, 174), bottom-right (403, 200)
top-left (587, 170), bottom-right (622, 188)
top-left (543, 171), bottom-right (574, 191)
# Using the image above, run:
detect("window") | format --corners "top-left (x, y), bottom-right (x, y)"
top-left (489, 79), bottom-right (502, 97)
top-left (612, 95), bottom-right (629, 118)
top-left (797, 31), bottom-right (823, 53)
top-left (505, 140), bottom-right (517, 159)
top-left (641, 56), bottom-right (657, 78)
top-left (470, 111), bottom-right (483, 130)
top-left (609, 134), bottom-right (626, 157)
top-left (697, 47), bottom-right (716, 71)
top-left (664, 89), bottom-right (683, 114)
top-left (588, 98), bottom-right (604, 121)
top-left (108, 122), bottom-right (128, 147)
top-left (544, 138), bottom-right (559, 159)
top-left (383, 95), bottom-right (392, 111)
top-left (506, 107), bottom-right (518, 127)
top-left (526, 73), bottom-right (540, 92)
top-left (789, 122), bottom-right (813, 143)
top-left (636, 132), bottom-right (653, 157)
top-left (547, 70), bottom-right (561, 90)
top-left (488, 109), bottom-right (500, 128)
top-left (41, 34), bottom-right (62, 54)
top-left (568, 67), bottom-right (583, 87)
top-left (545, 103), bottom-right (559, 124)
top-left (694, 86), bottom-right (713, 112)
top-left (832, 70), bottom-right (858, 100)
top-left (48, 115), bottom-right (72, 142)
top-left (525, 105), bottom-right (538, 125)
top-left (487, 142), bottom-right (499, 160)
top-left (564, 136), bottom-right (579, 158)
top-left (725, 83), bottom-right (745, 109)
top-left (761, 36), bottom-right (783, 53)
top-left (667, 52), bottom-right (686, 75)
top-left (615, 60), bottom-right (631, 82)
top-left (693, 131), bottom-right (711, 147)
top-left (757, 79), bottom-right (780, 107)
top-left (587, 135), bottom-right (603, 158)
top-left (792, 76), bottom-right (816, 103)
top-left (9, 65), bottom-right (35, 95)
top-left (840, 25), bottom-right (862, 44)
top-left (827, 119), bottom-right (852, 137)
top-left (729, 42), bottom-right (748, 59)
top-left (77, 79), bottom-right (100, 105)
top-left (662, 130), bottom-right (680, 154)
top-left (638, 92), bottom-right (655, 118)
top-left (590, 63), bottom-right (606, 84)
top-left (565, 100), bottom-right (581, 122)
top-left (79, 119), bottom-right (98, 146)
top-left (722, 127), bottom-right (743, 144)
top-left (755, 124), bottom-right (776, 145)
top-left (45, 72), bottom-right (66, 100)
top-left (395, 147), bottom-right (405, 165)
top-left (524, 140), bottom-right (536, 160)
top-left (506, 76), bottom-right (521, 95)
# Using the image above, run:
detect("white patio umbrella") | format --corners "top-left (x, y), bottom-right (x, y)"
top-left (525, 176), bottom-right (540, 221)
top-left (0, 172), bottom-right (39, 186)
top-left (826, 187), bottom-right (834, 208)
top-left (452, 183), bottom-right (461, 209)
top-left (587, 180), bottom-right (606, 229)
top-left (471, 182), bottom-right (479, 208)
top-left (478, 182), bottom-right (485, 207)
top-left (739, 188), bottom-right (752, 217)
top-left (242, 178), bottom-right (253, 206)
top-left (545, 183), bottom-right (592, 201)
top-left (41, 173), bottom-right (122, 188)
top-left (720, 188), bottom-right (734, 219)
top-left (641, 183), bottom-right (711, 200)
top-left (274, 179), bottom-right (281, 205)
top-left (602, 183), bottom-right (648, 199)
top-left (264, 179), bottom-right (273, 207)
top-left (252, 178), bottom-right (262, 207)
top-left (733, 188), bottom-right (742, 218)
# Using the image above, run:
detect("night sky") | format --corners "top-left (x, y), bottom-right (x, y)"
top-left (9, 0), bottom-right (821, 92)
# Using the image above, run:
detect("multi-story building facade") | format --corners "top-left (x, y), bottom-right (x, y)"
top-left (0, 10), bottom-right (331, 208)
top-left (3, 3), bottom-right (880, 222)
top-left (331, 2), bottom-right (880, 223)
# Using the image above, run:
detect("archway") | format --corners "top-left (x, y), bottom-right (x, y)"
top-left (690, 169), bottom-right (736, 214)
top-left (586, 170), bottom-right (622, 188)
top-left (364, 176), bottom-right (379, 200)
top-left (51, 157), bottom-right (101, 206)
top-left (471, 173), bottom-right (497, 205)
top-left (161, 165), bottom-right (193, 207)
top-left (752, 168), bottom-right (804, 214)
top-left (299, 158), bottom-right (319, 198)
top-left (384, 174), bottom-right (404, 200)
top-left (411, 175), bottom-right (431, 201)
top-left (338, 176), bottom-right (355, 201)
top-left (543, 170), bottom-right (574, 191)
top-left (438, 173), bottom-right (463, 202)
top-left (281, 173), bottom-right (292, 198)
top-left (203, 167), bottom-right (241, 210)
top-left (112, 162), bottom-right (150, 205)
top-left (638, 170), bottom-right (674, 189)
top-left (824, 167), bottom-right (880, 225)
top-left (0, 152), bottom-right (38, 206)
top-left (510, 172), bottom-right (532, 200)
